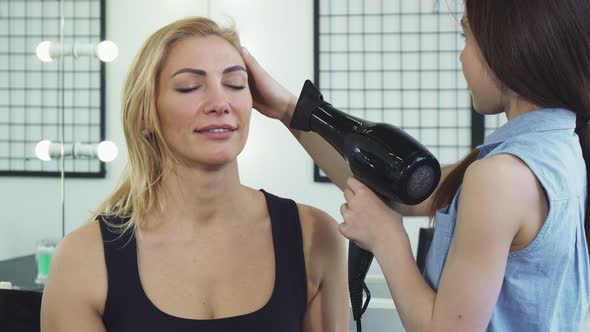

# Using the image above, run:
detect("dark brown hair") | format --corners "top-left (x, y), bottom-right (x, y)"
top-left (430, 0), bottom-right (590, 252)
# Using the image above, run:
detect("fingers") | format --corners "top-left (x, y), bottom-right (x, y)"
top-left (240, 47), bottom-right (257, 80)
top-left (340, 202), bottom-right (349, 217)
top-left (343, 187), bottom-right (354, 203)
top-left (240, 47), bottom-right (254, 66)
top-left (241, 47), bottom-right (266, 77)
top-left (338, 222), bottom-right (351, 239)
top-left (240, 47), bottom-right (265, 109)
top-left (239, 46), bottom-right (296, 122)
top-left (346, 176), bottom-right (365, 193)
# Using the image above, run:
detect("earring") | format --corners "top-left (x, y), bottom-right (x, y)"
top-left (142, 128), bottom-right (150, 137)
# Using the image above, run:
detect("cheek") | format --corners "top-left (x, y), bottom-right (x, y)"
top-left (237, 91), bottom-right (253, 108)
top-left (231, 93), bottom-right (253, 119)
top-left (460, 48), bottom-right (477, 88)
top-left (159, 95), bottom-right (195, 123)
top-left (156, 96), bottom-right (199, 143)
top-left (239, 109), bottom-right (252, 138)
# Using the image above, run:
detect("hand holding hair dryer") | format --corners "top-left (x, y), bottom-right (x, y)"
top-left (290, 80), bottom-right (441, 331)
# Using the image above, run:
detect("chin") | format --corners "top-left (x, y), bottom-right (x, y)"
top-left (206, 157), bottom-right (236, 167)
top-left (472, 99), bottom-right (505, 115)
top-left (172, 151), bottom-right (236, 170)
top-left (200, 152), bottom-right (239, 168)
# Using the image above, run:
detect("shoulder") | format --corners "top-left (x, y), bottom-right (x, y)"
top-left (296, 203), bottom-right (346, 280)
top-left (297, 203), bottom-right (344, 253)
top-left (260, 189), bottom-right (342, 245)
top-left (465, 153), bottom-right (542, 204)
top-left (53, 219), bottom-right (106, 271)
top-left (42, 219), bottom-right (108, 315)
top-left (458, 153), bottom-right (544, 233)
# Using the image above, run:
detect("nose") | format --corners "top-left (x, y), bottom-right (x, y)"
top-left (204, 84), bottom-right (230, 115)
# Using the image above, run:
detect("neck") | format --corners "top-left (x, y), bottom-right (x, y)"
top-left (504, 93), bottom-right (541, 121)
top-left (144, 160), bottom-right (246, 231)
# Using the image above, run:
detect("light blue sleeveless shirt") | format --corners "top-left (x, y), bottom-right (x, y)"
top-left (423, 108), bottom-right (590, 331)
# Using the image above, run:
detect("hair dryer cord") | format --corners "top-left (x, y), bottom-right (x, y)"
top-left (349, 242), bottom-right (373, 332)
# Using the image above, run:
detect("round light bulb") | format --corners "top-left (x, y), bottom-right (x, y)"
top-left (36, 41), bottom-right (53, 62)
top-left (97, 141), bottom-right (118, 162)
top-left (96, 41), bottom-right (118, 62)
top-left (35, 140), bottom-right (52, 161)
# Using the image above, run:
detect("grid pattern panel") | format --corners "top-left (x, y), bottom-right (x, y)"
top-left (0, 0), bottom-right (105, 177)
top-left (315, 0), bottom-right (479, 180)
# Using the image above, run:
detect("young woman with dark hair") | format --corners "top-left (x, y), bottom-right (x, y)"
top-left (240, 0), bottom-right (590, 330)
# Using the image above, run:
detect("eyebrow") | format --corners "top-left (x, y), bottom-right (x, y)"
top-left (222, 65), bottom-right (247, 74)
top-left (171, 65), bottom-right (247, 78)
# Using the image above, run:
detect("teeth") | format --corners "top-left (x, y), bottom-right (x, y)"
top-left (207, 128), bottom-right (231, 133)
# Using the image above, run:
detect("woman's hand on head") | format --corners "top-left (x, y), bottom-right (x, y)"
top-left (339, 177), bottom-right (405, 253)
top-left (240, 47), bottom-right (297, 125)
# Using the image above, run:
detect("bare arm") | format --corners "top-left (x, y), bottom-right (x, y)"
top-left (372, 155), bottom-right (540, 331)
top-left (241, 47), bottom-right (456, 217)
top-left (299, 205), bottom-right (349, 331)
top-left (41, 222), bottom-right (107, 332)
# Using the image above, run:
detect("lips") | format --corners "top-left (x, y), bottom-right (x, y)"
top-left (193, 124), bottom-right (237, 139)
top-left (194, 124), bottom-right (237, 133)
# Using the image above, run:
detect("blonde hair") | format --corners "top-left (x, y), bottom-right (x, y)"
top-left (91, 17), bottom-right (241, 232)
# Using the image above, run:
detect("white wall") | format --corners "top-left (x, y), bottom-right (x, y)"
top-left (0, 0), bottom-right (428, 279)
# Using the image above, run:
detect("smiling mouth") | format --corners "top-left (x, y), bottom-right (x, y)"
top-left (195, 128), bottom-right (235, 133)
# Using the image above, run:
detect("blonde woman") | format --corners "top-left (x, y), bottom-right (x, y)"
top-left (40, 17), bottom-right (348, 331)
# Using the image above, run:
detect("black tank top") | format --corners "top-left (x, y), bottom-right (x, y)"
top-left (98, 190), bottom-right (307, 332)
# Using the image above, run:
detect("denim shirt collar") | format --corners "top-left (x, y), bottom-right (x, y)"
top-left (476, 108), bottom-right (576, 156)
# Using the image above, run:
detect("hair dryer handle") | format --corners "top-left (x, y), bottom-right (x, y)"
top-left (349, 241), bottom-right (374, 322)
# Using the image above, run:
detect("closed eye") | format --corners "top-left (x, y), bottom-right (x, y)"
top-left (176, 86), bottom-right (200, 93)
top-left (226, 85), bottom-right (246, 90)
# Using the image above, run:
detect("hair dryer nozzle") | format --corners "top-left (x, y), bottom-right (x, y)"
top-left (290, 80), bottom-right (328, 131)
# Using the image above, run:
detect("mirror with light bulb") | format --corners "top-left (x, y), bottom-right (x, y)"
top-left (0, 0), bottom-right (118, 292)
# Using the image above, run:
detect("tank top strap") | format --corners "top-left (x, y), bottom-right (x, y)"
top-left (97, 215), bottom-right (144, 326)
top-left (260, 189), bottom-right (308, 318)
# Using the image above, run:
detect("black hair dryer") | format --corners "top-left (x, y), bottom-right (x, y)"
top-left (290, 80), bottom-right (441, 332)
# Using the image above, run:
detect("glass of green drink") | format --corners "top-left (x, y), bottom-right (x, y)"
top-left (35, 238), bottom-right (60, 285)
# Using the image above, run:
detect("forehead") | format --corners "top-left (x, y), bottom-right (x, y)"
top-left (161, 35), bottom-right (243, 74)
